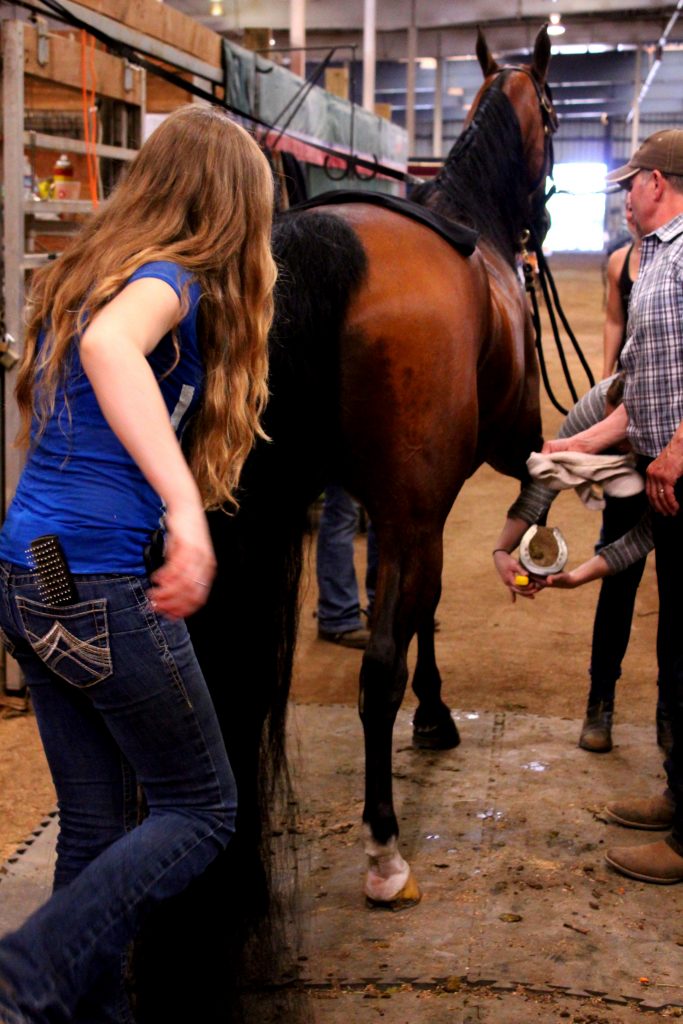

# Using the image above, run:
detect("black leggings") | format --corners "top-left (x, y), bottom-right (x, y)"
top-left (588, 490), bottom-right (650, 706)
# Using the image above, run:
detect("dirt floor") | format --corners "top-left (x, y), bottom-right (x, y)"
top-left (0, 251), bottom-right (660, 861)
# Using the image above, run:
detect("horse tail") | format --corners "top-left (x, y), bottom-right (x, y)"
top-left (268, 209), bottom-right (369, 440)
top-left (133, 209), bottom-right (367, 1024)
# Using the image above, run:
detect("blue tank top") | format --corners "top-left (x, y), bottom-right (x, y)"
top-left (0, 261), bottom-right (204, 574)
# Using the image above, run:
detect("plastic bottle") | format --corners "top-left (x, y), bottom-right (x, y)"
top-left (23, 154), bottom-right (34, 199)
top-left (52, 153), bottom-right (74, 182)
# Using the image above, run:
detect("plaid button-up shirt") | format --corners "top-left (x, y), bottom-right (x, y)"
top-left (622, 212), bottom-right (683, 456)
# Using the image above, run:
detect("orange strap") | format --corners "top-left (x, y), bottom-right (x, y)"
top-left (80, 30), bottom-right (99, 206)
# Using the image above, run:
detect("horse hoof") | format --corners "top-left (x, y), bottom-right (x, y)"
top-left (412, 716), bottom-right (461, 750)
top-left (365, 870), bottom-right (422, 910)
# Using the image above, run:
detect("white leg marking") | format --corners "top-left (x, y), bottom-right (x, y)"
top-left (363, 826), bottom-right (411, 902)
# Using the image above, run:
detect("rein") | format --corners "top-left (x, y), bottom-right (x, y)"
top-left (521, 224), bottom-right (595, 415)
top-left (493, 65), bottom-right (594, 415)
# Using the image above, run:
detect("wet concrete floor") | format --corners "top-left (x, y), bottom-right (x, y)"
top-left (2, 703), bottom-right (682, 1022)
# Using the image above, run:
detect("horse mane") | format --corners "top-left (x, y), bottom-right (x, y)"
top-left (411, 78), bottom-right (530, 264)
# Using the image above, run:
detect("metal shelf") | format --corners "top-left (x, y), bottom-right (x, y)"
top-left (1, 14), bottom-right (146, 695)
top-left (24, 199), bottom-right (95, 216)
top-left (21, 253), bottom-right (58, 269)
top-left (23, 131), bottom-right (138, 163)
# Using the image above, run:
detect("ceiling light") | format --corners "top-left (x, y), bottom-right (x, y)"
top-left (547, 13), bottom-right (565, 36)
top-left (209, 0), bottom-right (223, 15)
top-left (269, 37), bottom-right (276, 46)
top-left (419, 57), bottom-right (437, 70)
top-left (447, 86), bottom-right (464, 97)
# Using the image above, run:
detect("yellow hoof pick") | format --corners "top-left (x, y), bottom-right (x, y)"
top-left (514, 574), bottom-right (529, 587)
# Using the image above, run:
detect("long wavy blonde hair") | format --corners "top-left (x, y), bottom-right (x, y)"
top-left (17, 105), bottom-right (276, 509)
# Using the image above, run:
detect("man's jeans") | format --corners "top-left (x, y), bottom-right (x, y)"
top-left (0, 563), bottom-right (236, 1024)
top-left (649, 493), bottom-right (683, 850)
top-left (316, 484), bottom-right (378, 633)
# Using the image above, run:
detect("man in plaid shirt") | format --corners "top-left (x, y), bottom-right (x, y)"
top-left (544, 129), bottom-right (683, 883)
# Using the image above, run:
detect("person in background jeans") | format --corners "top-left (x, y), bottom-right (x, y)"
top-left (316, 484), bottom-right (378, 649)
top-left (0, 106), bottom-right (277, 1021)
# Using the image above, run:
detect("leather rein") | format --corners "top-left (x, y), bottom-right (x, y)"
top-left (495, 65), bottom-right (595, 414)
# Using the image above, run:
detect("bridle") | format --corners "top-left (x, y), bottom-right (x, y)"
top-left (489, 67), bottom-right (595, 414)
top-left (493, 65), bottom-right (558, 190)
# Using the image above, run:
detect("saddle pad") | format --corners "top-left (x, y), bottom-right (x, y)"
top-left (289, 189), bottom-right (479, 257)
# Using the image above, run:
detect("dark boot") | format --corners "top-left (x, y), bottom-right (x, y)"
top-left (579, 700), bottom-right (613, 753)
top-left (656, 706), bottom-right (674, 755)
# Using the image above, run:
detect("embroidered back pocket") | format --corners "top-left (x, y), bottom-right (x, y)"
top-left (16, 596), bottom-right (112, 688)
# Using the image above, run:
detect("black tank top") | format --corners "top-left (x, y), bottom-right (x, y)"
top-left (618, 241), bottom-right (634, 325)
top-left (617, 243), bottom-right (635, 348)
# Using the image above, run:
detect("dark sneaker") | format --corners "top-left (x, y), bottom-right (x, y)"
top-left (605, 837), bottom-right (683, 884)
top-left (604, 793), bottom-right (675, 830)
top-left (318, 627), bottom-right (370, 650)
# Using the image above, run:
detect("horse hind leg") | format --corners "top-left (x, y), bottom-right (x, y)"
top-left (412, 618), bottom-right (461, 750)
top-left (360, 533), bottom-right (446, 907)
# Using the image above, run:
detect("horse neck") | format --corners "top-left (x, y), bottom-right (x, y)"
top-left (413, 88), bottom-right (534, 265)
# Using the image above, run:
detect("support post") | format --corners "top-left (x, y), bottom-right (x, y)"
top-left (432, 54), bottom-right (443, 158)
top-left (630, 46), bottom-right (641, 150)
top-left (290, 0), bottom-right (306, 79)
top-left (362, 0), bottom-right (376, 113)
top-left (406, 0), bottom-right (417, 156)
top-left (2, 17), bottom-right (26, 694)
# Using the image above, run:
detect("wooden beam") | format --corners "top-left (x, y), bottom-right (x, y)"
top-left (23, 23), bottom-right (143, 104)
top-left (69, 0), bottom-right (221, 69)
top-left (146, 64), bottom-right (194, 112)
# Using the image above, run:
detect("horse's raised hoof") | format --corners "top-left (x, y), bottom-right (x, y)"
top-left (365, 870), bottom-right (422, 911)
top-left (412, 710), bottom-right (461, 750)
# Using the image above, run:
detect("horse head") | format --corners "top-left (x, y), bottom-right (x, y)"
top-left (474, 26), bottom-right (557, 194)
top-left (416, 25), bottom-right (558, 258)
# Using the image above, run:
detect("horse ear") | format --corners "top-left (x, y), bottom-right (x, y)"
top-left (531, 25), bottom-right (551, 83)
top-left (476, 27), bottom-right (500, 77)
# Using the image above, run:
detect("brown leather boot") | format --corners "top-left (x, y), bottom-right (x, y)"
top-left (604, 792), bottom-right (675, 830)
top-left (605, 837), bottom-right (683, 884)
top-left (317, 626), bottom-right (370, 649)
top-left (578, 701), bottom-right (613, 753)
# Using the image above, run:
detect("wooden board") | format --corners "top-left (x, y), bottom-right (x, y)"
top-left (23, 24), bottom-right (143, 104)
top-left (72, 0), bottom-right (222, 69)
top-left (146, 63), bottom-right (194, 112)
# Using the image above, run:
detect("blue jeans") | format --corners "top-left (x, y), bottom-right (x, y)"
top-left (0, 563), bottom-right (236, 1024)
top-left (316, 484), bottom-right (378, 633)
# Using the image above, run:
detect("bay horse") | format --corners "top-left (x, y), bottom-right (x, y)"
top-left (135, 26), bottom-right (557, 1023)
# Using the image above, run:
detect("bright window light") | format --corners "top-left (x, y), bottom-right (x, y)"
top-left (544, 162), bottom-right (607, 252)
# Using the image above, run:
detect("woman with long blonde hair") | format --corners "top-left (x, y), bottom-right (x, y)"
top-left (0, 104), bottom-right (276, 1023)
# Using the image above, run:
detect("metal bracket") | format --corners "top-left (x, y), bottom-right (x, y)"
top-left (123, 60), bottom-right (135, 92)
top-left (36, 15), bottom-right (49, 66)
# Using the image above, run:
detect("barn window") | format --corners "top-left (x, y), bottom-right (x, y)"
top-left (544, 162), bottom-right (607, 253)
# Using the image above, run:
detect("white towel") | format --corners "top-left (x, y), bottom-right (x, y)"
top-left (527, 451), bottom-right (644, 510)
